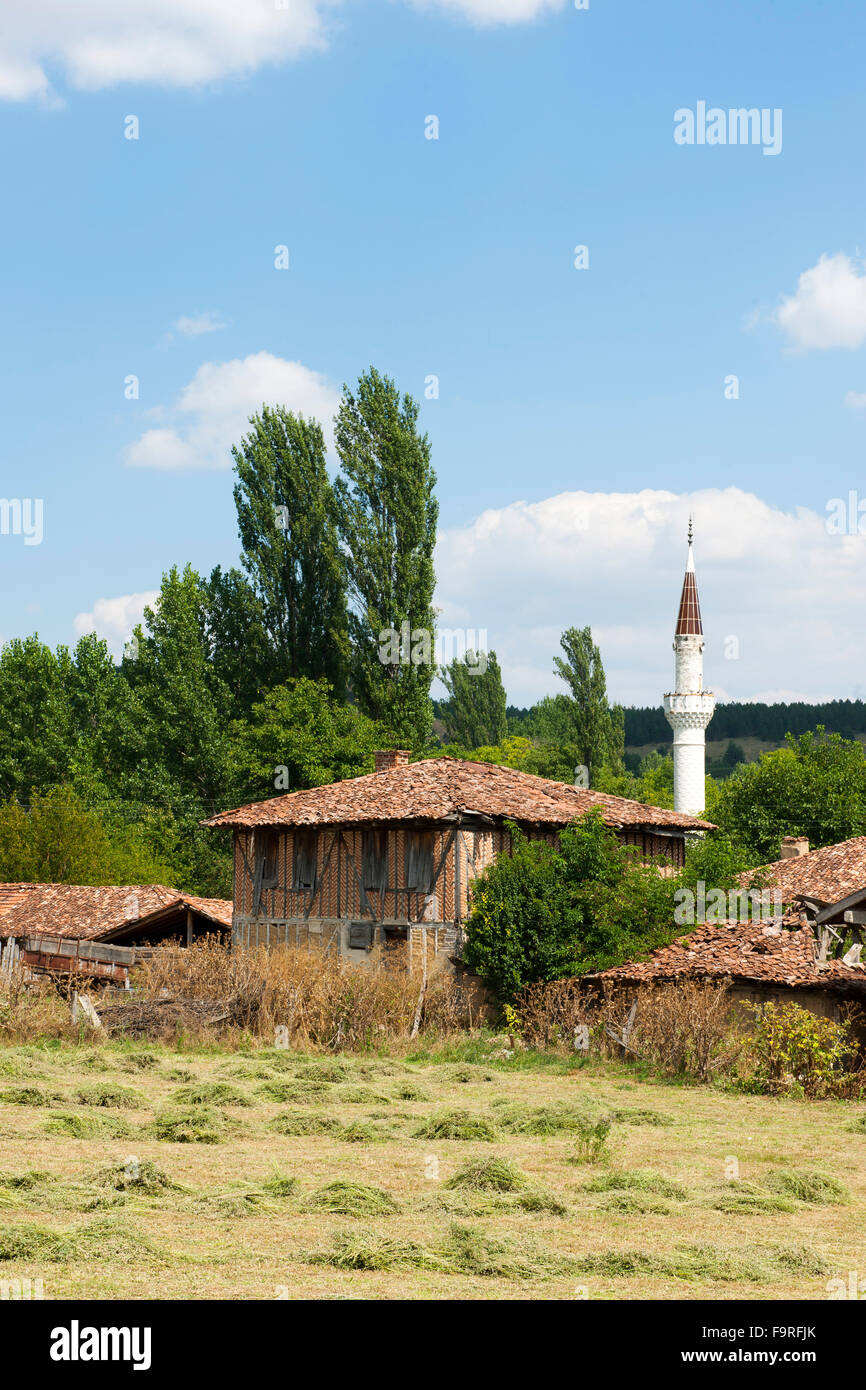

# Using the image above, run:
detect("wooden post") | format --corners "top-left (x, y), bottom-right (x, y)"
top-left (186, 908), bottom-right (193, 947)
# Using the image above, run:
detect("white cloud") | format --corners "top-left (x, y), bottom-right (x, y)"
top-left (412, 0), bottom-right (566, 24)
top-left (0, 1), bottom-right (331, 103)
top-left (173, 311), bottom-right (227, 338)
top-left (74, 590), bottom-right (159, 659)
top-left (434, 486), bottom-right (866, 707)
top-left (775, 253), bottom-right (866, 350)
top-left (0, 0), bottom-right (563, 103)
top-left (844, 390), bottom-right (866, 409)
top-left (124, 352), bottom-right (340, 470)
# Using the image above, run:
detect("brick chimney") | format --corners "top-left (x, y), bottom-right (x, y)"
top-left (374, 749), bottom-right (410, 774)
top-left (779, 836), bottom-right (809, 860)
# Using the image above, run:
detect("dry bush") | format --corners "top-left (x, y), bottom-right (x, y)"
top-left (0, 966), bottom-right (75, 1043)
top-left (514, 976), bottom-right (740, 1082)
top-left (515, 977), bottom-right (589, 1050)
top-left (609, 981), bottom-right (741, 1083)
top-left (126, 938), bottom-right (483, 1050)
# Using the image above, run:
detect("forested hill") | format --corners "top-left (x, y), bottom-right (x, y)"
top-left (624, 700), bottom-right (866, 746)
top-left (505, 699), bottom-right (866, 746)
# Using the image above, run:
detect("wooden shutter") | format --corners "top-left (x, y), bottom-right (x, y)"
top-left (405, 831), bottom-right (434, 890)
top-left (362, 831), bottom-right (388, 893)
top-left (292, 830), bottom-right (318, 893)
top-left (259, 829), bottom-right (279, 889)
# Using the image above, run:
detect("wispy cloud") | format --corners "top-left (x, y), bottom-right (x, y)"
top-left (173, 311), bottom-right (227, 338)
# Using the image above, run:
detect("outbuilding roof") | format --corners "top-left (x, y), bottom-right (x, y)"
top-left (742, 836), bottom-right (866, 906)
top-left (596, 921), bottom-right (866, 992)
top-left (202, 757), bottom-right (715, 832)
top-left (0, 884), bottom-right (231, 942)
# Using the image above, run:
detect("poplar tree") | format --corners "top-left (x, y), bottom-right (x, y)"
top-left (334, 368), bottom-right (438, 748)
top-left (232, 406), bottom-right (348, 695)
top-left (550, 626), bottom-right (625, 782)
top-left (440, 650), bottom-right (508, 749)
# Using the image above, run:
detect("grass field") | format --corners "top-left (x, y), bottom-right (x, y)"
top-left (1, 1038), bottom-right (864, 1300)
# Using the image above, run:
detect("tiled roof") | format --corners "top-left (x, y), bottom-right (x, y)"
top-left (743, 837), bottom-right (866, 906)
top-left (675, 568), bottom-right (703, 636)
top-left (596, 921), bottom-right (866, 992)
top-left (161, 894), bottom-right (232, 928)
top-left (202, 757), bottom-right (715, 832)
top-left (101, 893), bottom-right (233, 938)
top-left (0, 884), bottom-right (181, 941)
top-left (0, 884), bottom-right (40, 918)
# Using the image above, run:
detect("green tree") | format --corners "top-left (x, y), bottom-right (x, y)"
top-left (463, 812), bottom-right (678, 1001)
top-left (232, 406), bottom-right (348, 693)
top-left (439, 649), bottom-right (507, 748)
top-left (711, 728), bottom-right (866, 861)
top-left (123, 565), bottom-right (229, 811)
top-left (0, 636), bottom-right (74, 798)
top-left (548, 626), bottom-right (625, 781)
top-left (66, 634), bottom-right (148, 804)
top-left (334, 367), bottom-right (438, 749)
top-left (203, 565), bottom-right (272, 720)
top-left (0, 787), bottom-right (173, 885)
top-left (228, 677), bottom-right (389, 804)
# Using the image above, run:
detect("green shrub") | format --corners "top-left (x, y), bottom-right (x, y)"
top-left (745, 1003), bottom-right (859, 1098)
top-left (463, 813), bottom-right (679, 1000)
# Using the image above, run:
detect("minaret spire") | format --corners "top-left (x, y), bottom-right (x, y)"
top-left (663, 522), bottom-right (715, 817)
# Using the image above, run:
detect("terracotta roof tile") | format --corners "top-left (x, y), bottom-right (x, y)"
top-left (202, 757), bottom-right (714, 832)
top-left (0, 884), bottom-right (40, 918)
top-left (742, 837), bottom-right (866, 905)
top-left (0, 884), bottom-right (181, 941)
top-left (596, 920), bottom-right (866, 992)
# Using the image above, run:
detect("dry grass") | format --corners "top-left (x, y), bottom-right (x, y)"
top-left (127, 939), bottom-right (480, 1048)
top-left (0, 1036), bottom-right (864, 1299)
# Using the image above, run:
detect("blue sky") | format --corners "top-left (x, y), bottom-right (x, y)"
top-left (2, 0), bottom-right (866, 707)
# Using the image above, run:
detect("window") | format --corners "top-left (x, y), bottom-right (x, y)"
top-left (257, 829), bottom-right (279, 889)
top-left (292, 830), bottom-right (318, 893)
top-left (405, 830), bottom-right (434, 891)
top-left (348, 921), bottom-right (374, 950)
top-left (362, 831), bottom-right (388, 893)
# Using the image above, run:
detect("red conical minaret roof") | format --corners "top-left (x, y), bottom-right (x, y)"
top-left (675, 520), bottom-right (703, 636)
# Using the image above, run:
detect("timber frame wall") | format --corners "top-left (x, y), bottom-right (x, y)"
top-left (231, 818), bottom-right (686, 963)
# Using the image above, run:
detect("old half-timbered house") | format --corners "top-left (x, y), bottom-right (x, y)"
top-left (203, 750), bottom-right (714, 971)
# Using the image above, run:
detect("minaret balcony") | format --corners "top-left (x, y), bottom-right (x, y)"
top-left (663, 692), bottom-right (716, 729)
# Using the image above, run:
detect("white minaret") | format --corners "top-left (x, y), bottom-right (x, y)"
top-left (663, 521), bottom-right (715, 817)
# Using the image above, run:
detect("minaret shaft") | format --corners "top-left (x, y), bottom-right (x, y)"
top-left (663, 528), bottom-right (714, 817)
